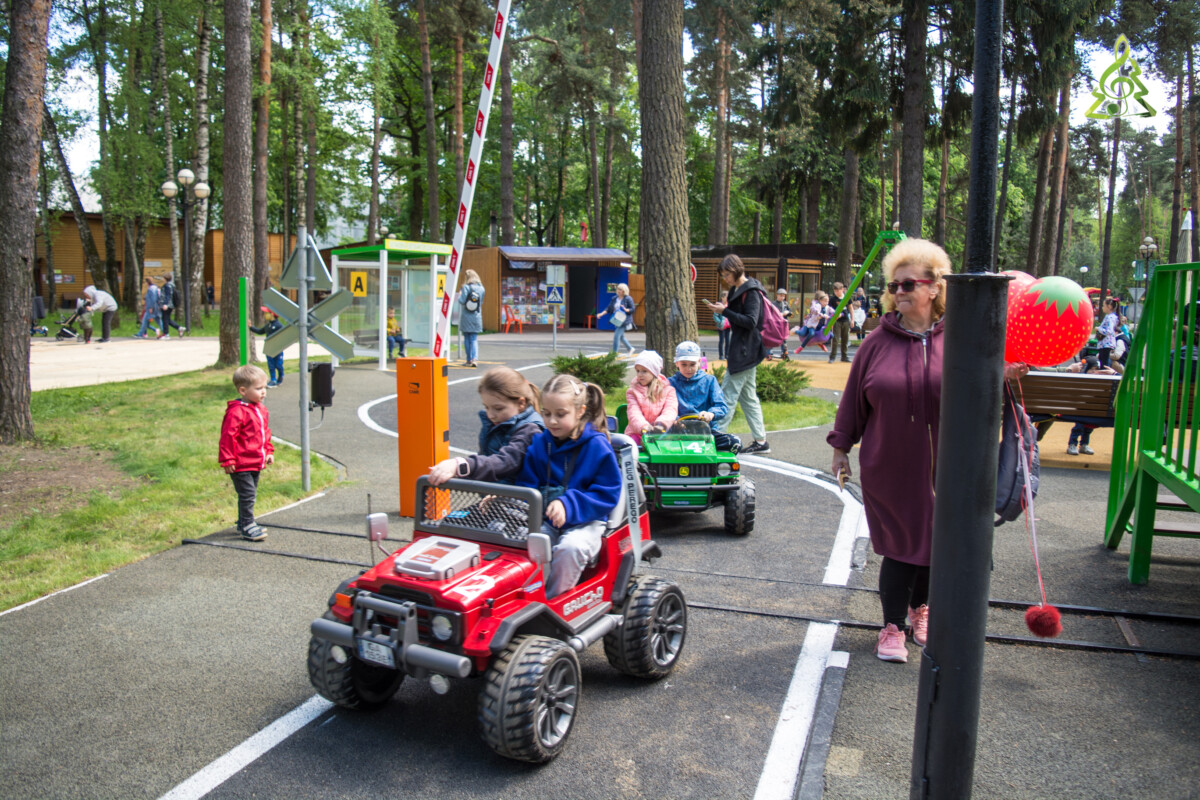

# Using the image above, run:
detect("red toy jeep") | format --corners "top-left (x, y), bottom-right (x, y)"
top-left (307, 435), bottom-right (688, 763)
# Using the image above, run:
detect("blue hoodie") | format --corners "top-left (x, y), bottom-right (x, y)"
top-left (516, 423), bottom-right (621, 529)
top-left (668, 370), bottom-right (729, 421)
top-left (478, 405), bottom-right (545, 456)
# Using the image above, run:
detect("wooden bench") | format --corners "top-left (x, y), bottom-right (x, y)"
top-left (1014, 372), bottom-right (1121, 437)
top-left (860, 317), bottom-right (882, 336)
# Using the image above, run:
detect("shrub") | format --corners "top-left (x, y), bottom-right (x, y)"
top-left (550, 351), bottom-right (628, 393)
top-left (754, 362), bottom-right (811, 403)
top-left (712, 364), bottom-right (727, 383)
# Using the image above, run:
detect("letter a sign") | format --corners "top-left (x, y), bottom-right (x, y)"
top-left (349, 271), bottom-right (368, 298)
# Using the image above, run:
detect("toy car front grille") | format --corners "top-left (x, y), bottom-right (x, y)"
top-left (652, 463), bottom-right (716, 479)
top-left (377, 585), bottom-right (435, 606)
top-left (355, 591), bottom-right (463, 647)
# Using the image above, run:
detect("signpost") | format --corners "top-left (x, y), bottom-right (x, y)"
top-left (276, 228), bottom-right (354, 491)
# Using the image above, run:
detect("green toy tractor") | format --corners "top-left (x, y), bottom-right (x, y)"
top-left (615, 406), bottom-right (755, 536)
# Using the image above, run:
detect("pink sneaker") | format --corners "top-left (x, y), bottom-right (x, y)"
top-left (908, 605), bottom-right (929, 646)
top-left (875, 623), bottom-right (908, 663)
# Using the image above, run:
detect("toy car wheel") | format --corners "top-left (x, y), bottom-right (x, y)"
top-left (307, 614), bottom-right (404, 710)
top-left (723, 479), bottom-right (756, 536)
top-left (479, 635), bottom-right (580, 763)
top-left (604, 577), bottom-right (687, 679)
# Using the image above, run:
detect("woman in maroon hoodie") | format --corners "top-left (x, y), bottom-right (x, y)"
top-left (827, 239), bottom-right (950, 664)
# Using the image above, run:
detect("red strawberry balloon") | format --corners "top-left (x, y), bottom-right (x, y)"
top-left (1005, 276), bottom-right (1094, 366)
top-left (1001, 270), bottom-right (1036, 313)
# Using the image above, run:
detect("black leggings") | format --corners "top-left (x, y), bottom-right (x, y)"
top-left (878, 556), bottom-right (929, 629)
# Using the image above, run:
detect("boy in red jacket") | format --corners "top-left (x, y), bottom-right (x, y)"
top-left (219, 365), bottom-right (274, 541)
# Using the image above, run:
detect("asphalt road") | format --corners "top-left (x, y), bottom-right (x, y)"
top-left (5, 332), bottom-right (1200, 799)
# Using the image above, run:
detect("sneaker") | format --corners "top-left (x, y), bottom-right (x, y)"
top-left (1066, 444), bottom-right (1079, 455)
top-left (876, 624), bottom-right (908, 662)
top-left (133, 333), bottom-right (146, 339)
top-left (240, 524), bottom-right (267, 542)
top-left (97, 338), bottom-right (110, 343)
top-left (908, 605), bottom-right (929, 646)
top-left (179, 326), bottom-right (187, 333)
top-left (841, 357), bottom-right (851, 363)
top-left (818, 344), bottom-right (828, 352)
top-left (741, 440), bottom-right (771, 455)
top-left (1080, 445), bottom-right (1095, 455)
top-left (267, 380), bottom-right (278, 388)
top-left (794, 347), bottom-right (804, 354)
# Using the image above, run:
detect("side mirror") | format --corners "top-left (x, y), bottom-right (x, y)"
top-left (526, 532), bottom-right (552, 571)
top-left (366, 512), bottom-right (389, 543)
top-left (606, 415), bottom-right (618, 431)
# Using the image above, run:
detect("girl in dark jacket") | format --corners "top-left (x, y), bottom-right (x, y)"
top-left (705, 254), bottom-right (770, 454)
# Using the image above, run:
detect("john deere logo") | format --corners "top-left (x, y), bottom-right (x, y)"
top-left (679, 466), bottom-right (690, 477)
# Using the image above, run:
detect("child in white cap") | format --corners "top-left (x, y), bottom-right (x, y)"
top-left (668, 340), bottom-right (741, 452)
top-left (624, 350), bottom-right (678, 444)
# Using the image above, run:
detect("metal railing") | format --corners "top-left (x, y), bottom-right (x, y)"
top-left (1105, 260), bottom-right (1200, 583)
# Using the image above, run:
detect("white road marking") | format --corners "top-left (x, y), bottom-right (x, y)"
top-left (156, 695), bottom-right (333, 800)
top-left (753, 623), bottom-right (840, 800)
top-left (256, 491), bottom-right (327, 518)
top-left (0, 573), bottom-right (109, 618)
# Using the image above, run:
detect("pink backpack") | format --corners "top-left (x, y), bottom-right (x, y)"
top-left (756, 290), bottom-right (791, 349)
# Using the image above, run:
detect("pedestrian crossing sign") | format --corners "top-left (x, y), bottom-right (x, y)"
top-left (546, 285), bottom-right (565, 305)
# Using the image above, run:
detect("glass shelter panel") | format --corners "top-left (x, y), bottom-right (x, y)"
top-left (337, 263), bottom-right (383, 357)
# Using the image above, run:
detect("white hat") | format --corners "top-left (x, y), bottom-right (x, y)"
top-left (632, 350), bottom-right (664, 379)
top-left (674, 341), bottom-right (703, 362)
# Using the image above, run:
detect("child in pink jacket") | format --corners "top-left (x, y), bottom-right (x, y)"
top-left (624, 350), bottom-right (678, 444)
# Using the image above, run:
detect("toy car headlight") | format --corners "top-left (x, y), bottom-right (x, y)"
top-left (717, 463), bottom-right (731, 476)
top-left (431, 614), bottom-right (453, 641)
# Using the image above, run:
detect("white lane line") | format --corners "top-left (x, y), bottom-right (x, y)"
top-left (257, 492), bottom-right (327, 519)
top-left (753, 622), bottom-right (840, 800)
top-left (0, 573), bottom-right (109, 618)
top-left (157, 695), bottom-right (333, 800)
top-left (357, 361), bottom-right (553, 439)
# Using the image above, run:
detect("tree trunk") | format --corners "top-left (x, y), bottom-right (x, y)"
top-left (836, 144), bottom-right (859, 286)
top-left (500, 41), bottom-right (515, 246)
top-left (898, 0), bottom-right (926, 237)
top-left (255, 0), bottom-right (272, 311)
top-left (0, 0), bottom-right (50, 443)
top-left (306, 108), bottom-right (317, 234)
top-left (587, 107), bottom-right (601, 244)
top-left (1189, 43), bottom-right (1199, 262)
top-left (806, 178), bottom-right (820, 242)
top-left (417, 0), bottom-right (440, 240)
top-left (189, 0), bottom-right (214, 328)
top-left (38, 149), bottom-right (56, 312)
top-left (220, 0), bottom-right (256, 365)
top-left (83, 0), bottom-right (121, 298)
top-left (43, 106), bottom-right (104, 286)
top-left (1099, 118), bottom-right (1121, 306)
top-left (707, 8), bottom-right (728, 246)
top-left (408, 133), bottom-right (424, 239)
top-left (279, 25), bottom-right (290, 254)
top-left (1039, 84), bottom-right (1070, 277)
top-left (934, 133), bottom-right (949, 246)
top-left (1169, 72), bottom-right (1183, 262)
top-left (640, 0), bottom-right (694, 365)
top-left (1052, 161), bottom-right (1070, 275)
top-left (124, 221), bottom-right (142, 315)
top-left (771, 183), bottom-right (783, 245)
top-left (1026, 125), bottom-right (1053, 274)
top-left (454, 29), bottom-right (465, 200)
top-left (879, 139), bottom-right (887, 232)
top-left (795, 179), bottom-right (805, 243)
top-left (154, 7), bottom-right (180, 280)
top-left (993, 76), bottom-right (1017, 267)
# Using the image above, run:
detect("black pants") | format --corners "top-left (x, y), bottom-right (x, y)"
top-left (830, 318), bottom-right (850, 360)
top-left (878, 556), bottom-right (929, 629)
top-left (718, 328), bottom-right (730, 360)
top-left (162, 307), bottom-right (182, 333)
top-left (100, 310), bottom-right (114, 341)
top-left (230, 470), bottom-right (260, 530)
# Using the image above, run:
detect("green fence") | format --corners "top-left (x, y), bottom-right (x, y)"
top-left (1105, 260), bottom-right (1200, 583)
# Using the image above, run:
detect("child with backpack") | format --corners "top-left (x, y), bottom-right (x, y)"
top-left (514, 374), bottom-right (621, 597)
top-left (427, 366), bottom-right (545, 485)
top-left (219, 365), bottom-right (274, 542)
top-left (624, 350), bottom-right (678, 444)
top-left (249, 307), bottom-right (285, 387)
top-left (458, 269), bottom-right (485, 368)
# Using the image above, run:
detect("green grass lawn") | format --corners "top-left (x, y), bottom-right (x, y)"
top-left (603, 388), bottom-right (836, 432)
top-left (0, 370), bottom-right (338, 611)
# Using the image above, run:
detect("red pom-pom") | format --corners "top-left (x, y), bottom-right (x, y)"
top-left (1025, 604), bottom-right (1062, 638)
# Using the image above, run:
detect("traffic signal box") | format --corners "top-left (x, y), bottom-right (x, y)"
top-left (396, 358), bottom-right (450, 517)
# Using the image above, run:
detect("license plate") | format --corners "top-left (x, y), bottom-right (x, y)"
top-left (357, 639), bottom-right (396, 668)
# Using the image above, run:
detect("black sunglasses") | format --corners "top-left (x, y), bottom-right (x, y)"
top-left (886, 279), bottom-right (936, 294)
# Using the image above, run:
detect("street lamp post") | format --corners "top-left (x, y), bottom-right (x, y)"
top-left (1137, 235), bottom-right (1158, 296)
top-left (161, 168), bottom-right (211, 330)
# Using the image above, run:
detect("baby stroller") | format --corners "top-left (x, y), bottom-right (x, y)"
top-left (55, 307), bottom-right (84, 341)
top-left (30, 295), bottom-right (48, 336)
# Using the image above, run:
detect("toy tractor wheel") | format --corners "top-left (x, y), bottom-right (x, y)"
top-left (307, 614), bottom-right (404, 710)
top-left (604, 577), bottom-right (687, 679)
top-left (723, 479), bottom-right (756, 536)
top-left (478, 635), bottom-right (581, 763)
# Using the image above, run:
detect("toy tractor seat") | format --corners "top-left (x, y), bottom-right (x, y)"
top-left (606, 433), bottom-right (645, 534)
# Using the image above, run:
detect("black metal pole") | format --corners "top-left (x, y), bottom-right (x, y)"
top-left (910, 1), bottom-right (1006, 798)
top-left (181, 195), bottom-right (190, 330)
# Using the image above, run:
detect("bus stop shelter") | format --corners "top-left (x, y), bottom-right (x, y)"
top-left (330, 239), bottom-right (453, 369)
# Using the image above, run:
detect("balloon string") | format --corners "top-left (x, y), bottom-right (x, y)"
top-left (1009, 381), bottom-right (1049, 607)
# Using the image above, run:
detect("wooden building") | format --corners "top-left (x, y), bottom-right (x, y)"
top-left (690, 243), bottom-right (861, 329)
top-left (34, 211), bottom-right (293, 309)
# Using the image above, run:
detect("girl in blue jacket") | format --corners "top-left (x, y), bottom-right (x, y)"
top-left (516, 374), bottom-right (622, 597)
